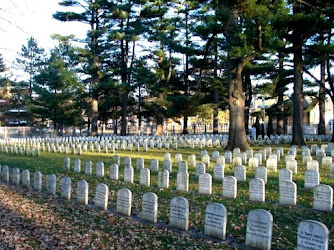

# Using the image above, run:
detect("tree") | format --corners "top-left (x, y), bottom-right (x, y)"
top-left (14, 37), bottom-right (45, 100)
top-left (30, 41), bottom-right (84, 134)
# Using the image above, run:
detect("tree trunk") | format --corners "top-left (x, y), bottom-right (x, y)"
top-left (120, 93), bottom-right (128, 136)
top-left (156, 113), bottom-right (164, 135)
top-left (318, 61), bottom-right (326, 135)
top-left (244, 72), bottom-right (252, 134)
top-left (226, 63), bottom-right (249, 151)
top-left (276, 53), bottom-right (285, 135)
top-left (268, 115), bottom-right (273, 136)
top-left (91, 99), bottom-right (98, 136)
top-left (183, 116), bottom-right (189, 134)
top-left (213, 41), bottom-right (219, 134)
top-left (291, 39), bottom-right (306, 145)
top-left (291, 2), bottom-right (306, 146)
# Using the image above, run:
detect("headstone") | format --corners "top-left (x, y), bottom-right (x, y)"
top-left (225, 151), bottom-right (233, 164)
top-left (113, 155), bottom-right (120, 166)
top-left (158, 170), bottom-right (169, 189)
top-left (85, 160), bottom-right (92, 175)
top-left (196, 163), bottom-right (206, 177)
top-left (222, 176), bottom-right (237, 199)
top-left (124, 156), bottom-right (132, 167)
top-left (109, 164), bottom-right (119, 180)
top-left (204, 203), bottom-right (227, 240)
top-left (321, 156), bottom-right (332, 168)
top-left (124, 166), bottom-right (134, 183)
top-left (188, 154), bottom-right (196, 167)
top-left (254, 153), bottom-right (263, 165)
top-left (202, 154), bottom-right (210, 167)
top-left (233, 157), bottom-right (242, 167)
top-left (259, 149), bottom-right (267, 162)
top-left (96, 161), bottom-right (105, 177)
top-left (286, 159), bottom-right (298, 174)
top-left (304, 170), bottom-right (319, 189)
top-left (297, 220), bottom-right (329, 250)
top-left (74, 158), bottom-right (81, 173)
top-left (279, 181), bottom-right (297, 206)
top-left (47, 174), bottom-right (57, 195)
top-left (255, 167), bottom-right (267, 184)
top-left (329, 162), bottom-right (334, 177)
top-left (163, 152), bottom-right (171, 161)
top-left (61, 177), bottom-right (71, 200)
top-left (178, 161), bottom-right (188, 173)
top-left (245, 209), bottom-right (273, 250)
top-left (22, 169), bottom-right (30, 188)
top-left (307, 160), bottom-right (319, 172)
top-left (279, 168), bottom-right (292, 183)
top-left (246, 148), bottom-right (254, 160)
top-left (136, 158), bottom-right (144, 171)
top-left (266, 158), bottom-right (277, 172)
top-left (141, 192), bottom-right (158, 223)
top-left (163, 160), bottom-right (172, 172)
top-left (175, 153), bottom-right (183, 164)
top-left (169, 196), bottom-right (189, 230)
top-left (64, 157), bottom-right (70, 171)
top-left (176, 172), bottom-right (189, 192)
top-left (95, 183), bottom-right (108, 210)
top-left (213, 164), bottom-right (224, 181)
top-left (233, 148), bottom-right (240, 157)
top-left (216, 156), bottom-right (225, 166)
top-left (77, 180), bottom-right (89, 205)
top-left (33, 171), bottom-right (42, 191)
top-left (212, 151), bottom-right (219, 162)
top-left (248, 158), bottom-right (259, 170)
top-left (313, 184), bottom-right (333, 212)
top-left (140, 168), bottom-right (150, 187)
top-left (150, 159), bottom-right (159, 173)
top-left (12, 168), bottom-right (20, 186)
top-left (249, 178), bottom-right (265, 202)
top-left (117, 188), bottom-right (132, 216)
top-left (234, 165), bottom-right (246, 182)
top-left (198, 173), bottom-right (212, 195)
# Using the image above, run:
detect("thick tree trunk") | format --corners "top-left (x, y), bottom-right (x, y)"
top-left (156, 113), bottom-right (164, 135)
top-left (318, 61), bottom-right (326, 135)
top-left (120, 93), bottom-right (128, 136)
top-left (244, 73), bottom-right (252, 134)
top-left (291, 40), bottom-right (306, 145)
top-left (276, 53), bottom-right (285, 135)
top-left (226, 64), bottom-right (249, 151)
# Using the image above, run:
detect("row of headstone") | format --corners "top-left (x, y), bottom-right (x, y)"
top-left (1, 170), bottom-right (329, 249)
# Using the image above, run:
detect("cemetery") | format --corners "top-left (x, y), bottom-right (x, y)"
top-left (0, 134), bottom-right (333, 249)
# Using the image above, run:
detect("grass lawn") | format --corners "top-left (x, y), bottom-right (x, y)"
top-left (0, 142), bottom-right (333, 249)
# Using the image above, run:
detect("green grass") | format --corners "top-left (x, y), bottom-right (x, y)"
top-left (0, 142), bottom-right (333, 249)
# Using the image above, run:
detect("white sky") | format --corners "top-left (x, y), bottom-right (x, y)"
top-left (0, 0), bottom-right (88, 76)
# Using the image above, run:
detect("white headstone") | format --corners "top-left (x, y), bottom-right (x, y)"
top-left (158, 170), bottom-right (169, 189)
top-left (177, 172), bottom-right (189, 192)
top-left (266, 158), bottom-right (277, 172)
top-left (234, 165), bottom-right (246, 182)
top-left (297, 220), bottom-right (329, 250)
top-left (255, 167), bottom-right (267, 184)
top-left (254, 153), bottom-right (263, 166)
top-left (141, 192), bottom-right (158, 223)
top-left (279, 168), bottom-right (292, 183)
top-left (313, 184), bottom-right (333, 212)
top-left (61, 177), bottom-right (71, 200)
top-left (232, 156), bottom-right (242, 167)
top-left (175, 153), bottom-right (183, 164)
top-left (136, 158), bottom-right (145, 171)
top-left (85, 160), bottom-right (92, 175)
top-left (163, 160), bottom-right (172, 172)
top-left (64, 157), bottom-right (70, 171)
top-left (12, 168), bottom-right (20, 186)
top-left (124, 166), bottom-right (134, 183)
top-left (117, 188), bottom-right (132, 216)
top-left (245, 209), bottom-right (273, 250)
top-left (107, 163), bottom-right (118, 180)
top-left (22, 169), bottom-right (30, 188)
top-left (140, 168), bottom-right (150, 187)
top-left (33, 171), bottom-right (42, 191)
top-left (305, 170), bottom-right (319, 189)
top-left (149, 159), bottom-right (158, 173)
top-left (286, 159), bottom-right (297, 174)
top-left (249, 178), bottom-right (265, 202)
top-left (77, 180), bottom-right (89, 205)
top-left (198, 173), bottom-right (212, 195)
top-left (225, 151), bottom-right (233, 164)
top-left (95, 183), bottom-right (108, 210)
top-left (248, 158), bottom-right (259, 170)
top-left (188, 154), bottom-right (196, 167)
top-left (307, 160), bottom-right (319, 172)
top-left (202, 154), bottom-right (210, 167)
top-left (204, 203), bottom-right (227, 240)
top-left (279, 181), bottom-right (297, 206)
top-left (213, 164), bottom-right (224, 181)
top-left (96, 162), bottom-right (105, 177)
top-left (46, 174), bottom-right (57, 195)
top-left (74, 158), bottom-right (81, 173)
top-left (216, 156), bottom-right (225, 166)
top-left (222, 176), bottom-right (237, 199)
top-left (196, 163), bottom-right (206, 177)
top-left (169, 196), bottom-right (189, 230)
top-left (124, 156), bottom-right (132, 167)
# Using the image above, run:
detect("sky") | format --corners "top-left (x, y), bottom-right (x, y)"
top-left (0, 0), bottom-right (88, 78)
